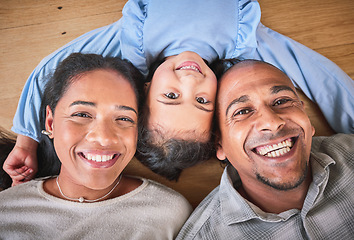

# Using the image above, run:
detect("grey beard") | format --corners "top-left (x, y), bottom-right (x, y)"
top-left (256, 163), bottom-right (308, 191)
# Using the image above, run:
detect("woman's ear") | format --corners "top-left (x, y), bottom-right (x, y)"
top-left (144, 82), bottom-right (151, 94)
top-left (45, 105), bottom-right (54, 139)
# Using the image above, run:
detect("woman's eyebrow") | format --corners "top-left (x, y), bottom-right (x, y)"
top-left (69, 100), bottom-right (95, 107)
top-left (116, 105), bottom-right (137, 115)
top-left (69, 101), bottom-right (137, 115)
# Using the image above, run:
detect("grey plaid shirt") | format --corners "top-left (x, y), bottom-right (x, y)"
top-left (177, 134), bottom-right (354, 239)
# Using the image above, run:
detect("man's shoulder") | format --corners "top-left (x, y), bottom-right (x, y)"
top-left (312, 134), bottom-right (353, 158)
top-left (176, 186), bottom-right (221, 239)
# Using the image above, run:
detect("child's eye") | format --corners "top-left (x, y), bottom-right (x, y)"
top-left (164, 92), bottom-right (179, 99)
top-left (196, 97), bottom-right (209, 104)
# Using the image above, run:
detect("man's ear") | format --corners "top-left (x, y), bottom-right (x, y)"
top-left (301, 100), bottom-right (316, 136)
top-left (216, 141), bottom-right (227, 161)
top-left (45, 105), bottom-right (54, 139)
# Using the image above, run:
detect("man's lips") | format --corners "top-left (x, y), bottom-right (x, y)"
top-left (176, 61), bottom-right (202, 74)
top-left (253, 137), bottom-right (296, 158)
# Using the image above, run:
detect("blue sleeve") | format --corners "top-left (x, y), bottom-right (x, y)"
top-left (255, 23), bottom-right (354, 134)
top-left (12, 0), bottom-right (148, 142)
top-left (12, 20), bottom-right (125, 142)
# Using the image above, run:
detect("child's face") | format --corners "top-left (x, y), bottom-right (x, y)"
top-left (146, 51), bottom-right (217, 141)
top-left (46, 69), bottom-right (138, 191)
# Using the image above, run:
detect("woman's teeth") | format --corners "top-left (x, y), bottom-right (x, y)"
top-left (84, 153), bottom-right (115, 162)
top-left (256, 139), bottom-right (293, 157)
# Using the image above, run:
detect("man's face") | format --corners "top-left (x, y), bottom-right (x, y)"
top-left (216, 62), bottom-right (315, 191)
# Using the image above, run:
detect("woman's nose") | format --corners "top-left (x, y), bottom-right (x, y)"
top-left (86, 121), bottom-right (119, 146)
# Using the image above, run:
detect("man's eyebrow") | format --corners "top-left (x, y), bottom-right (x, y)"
top-left (225, 95), bottom-right (249, 116)
top-left (271, 85), bottom-right (296, 95)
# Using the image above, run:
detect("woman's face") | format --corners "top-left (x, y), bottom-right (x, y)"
top-left (146, 51), bottom-right (217, 141)
top-left (46, 69), bottom-right (138, 191)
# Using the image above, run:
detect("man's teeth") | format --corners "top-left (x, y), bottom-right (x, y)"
top-left (85, 154), bottom-right (114, 162)
top-left (256, 139), bottom-right (293, 157)
top-left (179, 65), bottom-right (201, 73)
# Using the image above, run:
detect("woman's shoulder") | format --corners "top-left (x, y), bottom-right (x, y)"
top-left (126, 176), bottom-right (192, 208)
top-left (0, 179), bottom-right (43, 202)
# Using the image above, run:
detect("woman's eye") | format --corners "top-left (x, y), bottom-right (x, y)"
top-left (196, 97), bottom-right (209, 104)
top-left (165, 92), bottom-right (179, 99)
top-left (117, 117), bottom-right (134, 123)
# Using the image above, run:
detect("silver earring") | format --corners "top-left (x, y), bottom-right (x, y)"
top-left (41, 130), bottom-right (52, 136)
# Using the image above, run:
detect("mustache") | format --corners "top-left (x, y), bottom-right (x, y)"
top-left (246, 126), bottom-right (302, 148)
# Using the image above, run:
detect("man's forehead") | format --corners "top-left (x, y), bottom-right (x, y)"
top-left (219, 62), bottom-right (292, 92)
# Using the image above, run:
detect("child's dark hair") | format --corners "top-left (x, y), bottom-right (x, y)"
top-left (136, 112), bottom-right (216, 181)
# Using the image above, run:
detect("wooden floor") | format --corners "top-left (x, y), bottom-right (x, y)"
top-left (0, 0), bottom-right (353, 206)
top-left (1, 0), bottom-right (353, 133)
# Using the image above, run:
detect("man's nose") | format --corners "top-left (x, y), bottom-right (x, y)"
top-left (255, 107), bottom-right (285, 133)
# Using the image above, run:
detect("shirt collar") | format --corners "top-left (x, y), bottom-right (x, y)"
top-left (219, 150), bottom-right (335, 226)
top-left (219, 165), bottom-right (269, 224)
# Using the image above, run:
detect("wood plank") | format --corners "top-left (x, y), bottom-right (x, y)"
top-left (259, 0), bottom-right (354, 79)
top-left (0, 0), bottom-right (126, 29)
top-left (0, 0), bottom-right (353, 133)
top-left (0, 1), bottom-right (126, 131)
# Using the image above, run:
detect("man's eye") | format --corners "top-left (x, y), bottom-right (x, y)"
top-left (196, 97), bottom-right (209, 104)
top-left (274, 99), bottom-right (291, 106)
top-left (165, 92), bottom-right (179, 99)
top-left (233, 109), bottom-right (251, 116)
top-left (72, 112), bottom-right (91, 118)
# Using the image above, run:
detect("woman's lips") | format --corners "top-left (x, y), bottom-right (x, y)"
top-left (78, 152), bottom-right (121, 168)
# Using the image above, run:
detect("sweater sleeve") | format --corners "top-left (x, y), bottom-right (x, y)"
top-left (255, 23), bottom-right (354, 134)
